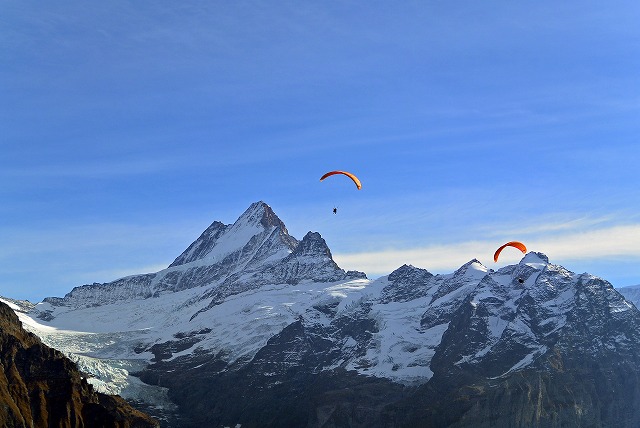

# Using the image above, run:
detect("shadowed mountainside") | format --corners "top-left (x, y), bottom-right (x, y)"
top-left (0, 301), bottom-right (159, 428)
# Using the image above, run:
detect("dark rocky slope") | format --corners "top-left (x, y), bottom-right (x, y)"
top-left (0, 301), bottom-right (159, 428)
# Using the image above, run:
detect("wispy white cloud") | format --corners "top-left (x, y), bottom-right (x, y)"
top-left (334, 223), bottom-right (640, 277)
top-left (476, 215), bottom-right (618, 239)
top-left (334, 240), bottom-right (495, 277)
top-left (528, 224), bottom-right (640, 261)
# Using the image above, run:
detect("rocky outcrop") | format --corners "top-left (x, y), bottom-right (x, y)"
top-left (213, 231), bottom-right (365, 292)
top-left (0, 301), bottom-right (158, 428)
top-left (380, 264), bottom-right (434, 303)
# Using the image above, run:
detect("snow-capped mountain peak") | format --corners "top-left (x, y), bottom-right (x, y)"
top-left (521, 250), bottom-right (549, 266)
top-left (169, 201), bottom-right (295, 268)
top-left (36, 202), bottom-right (357, 313)
top-left (12, 205), bottom-right (640, 427)
top-left (168, 221), bottom-right (228, 268)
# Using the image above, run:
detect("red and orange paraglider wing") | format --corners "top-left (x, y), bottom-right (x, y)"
top-left (493, 241), bottom-right (527, 262)
top-left (320, 170), bottom-right (362, 190)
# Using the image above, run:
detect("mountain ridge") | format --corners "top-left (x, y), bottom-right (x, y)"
top-left (8, 201), bottom-right (640, 427)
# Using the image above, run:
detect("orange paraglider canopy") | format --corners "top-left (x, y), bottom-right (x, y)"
top-left (320, 170), bottom-right (362, 190)
top-left (494, 241), bottom-right (527, 262)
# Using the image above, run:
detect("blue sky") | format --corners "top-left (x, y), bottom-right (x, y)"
top-left (2, 1), bottom-right (640, 302)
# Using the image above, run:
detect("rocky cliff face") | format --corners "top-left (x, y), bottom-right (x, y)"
top-left (0, 301), bottom-right (159, 428)
top-left (194, 231), bottom-right (366, 313)
top-left (14, 202), bottom-right (640, 427)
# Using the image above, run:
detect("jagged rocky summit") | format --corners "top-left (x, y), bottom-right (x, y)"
top-left (10, 202), bottom-right (640, 427)
top-left (37, 201), bottom-right (364, 314)
top-left (0, 300), bottom-right (158, 428)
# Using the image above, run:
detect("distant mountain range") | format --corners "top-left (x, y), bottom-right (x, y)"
top-left (618, 284), bottom-right (640, 307)
top-left (5, 201), bottom-right (640, 427)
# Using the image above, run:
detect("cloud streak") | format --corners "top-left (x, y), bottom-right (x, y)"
top-left (334, 223), bottom-right (640, 277)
